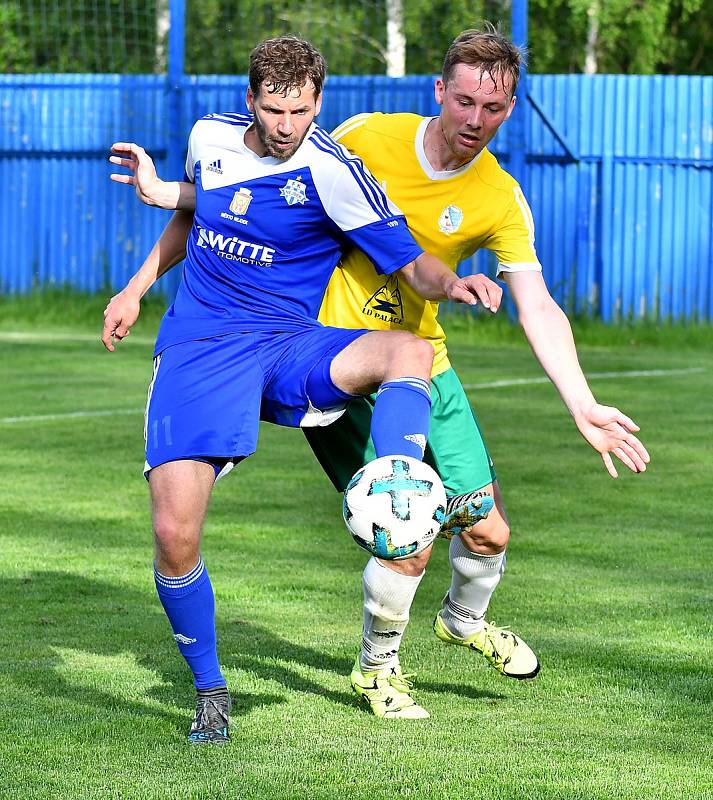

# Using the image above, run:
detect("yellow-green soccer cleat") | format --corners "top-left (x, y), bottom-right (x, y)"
top-left (350, 658), bottom-right (430, 719)
top-left (433, 612), bottom-right (541, 680)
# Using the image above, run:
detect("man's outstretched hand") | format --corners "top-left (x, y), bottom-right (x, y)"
top-left (109, 142), bottom-right (162, 205)
top-left (109, 142), bottom-right (195, 210)
top-left (574, 403), bottom-right (650, 478)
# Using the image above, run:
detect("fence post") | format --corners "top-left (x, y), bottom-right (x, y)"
top-left (510, 0), bottom-right (529, 196)
top-left (163, 0), bottom-right (186, 298)
top-left (167, 0), bottom-right (185, 181)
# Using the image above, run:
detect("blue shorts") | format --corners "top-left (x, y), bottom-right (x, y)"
top-left (144, 327), bottom-right (367, 477)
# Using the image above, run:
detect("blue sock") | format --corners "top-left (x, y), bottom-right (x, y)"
top-left (371, 377), bottom-right (431, 460)
top-left (154, 558), bottom-right (226, 690)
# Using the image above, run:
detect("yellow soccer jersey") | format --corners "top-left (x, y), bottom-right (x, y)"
top-left (318, 112), bottom-right (541, 375)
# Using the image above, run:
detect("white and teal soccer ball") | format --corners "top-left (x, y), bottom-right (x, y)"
top-left (343, 456), bottom-right (447, 560)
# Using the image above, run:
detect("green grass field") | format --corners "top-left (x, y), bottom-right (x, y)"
top-left (1, 302), bottom-right (712, 800)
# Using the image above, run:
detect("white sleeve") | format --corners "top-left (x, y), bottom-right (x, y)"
top-left (324, 159), bottom-right (405, 232)
top-left (321, 162), bottom-right (422, 275)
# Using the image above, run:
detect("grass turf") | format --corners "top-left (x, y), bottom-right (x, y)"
top-left (0, 308), bottom-right (711, 799)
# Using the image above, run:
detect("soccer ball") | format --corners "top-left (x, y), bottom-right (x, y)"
top-left (343, 456), bottom-right (447, 560)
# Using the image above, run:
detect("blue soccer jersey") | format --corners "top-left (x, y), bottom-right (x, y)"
top-left (154, 113), bottom-right (424, 354)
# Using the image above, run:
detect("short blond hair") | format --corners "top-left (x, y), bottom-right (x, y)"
top-left (442, 25), bottom-right (526, 95)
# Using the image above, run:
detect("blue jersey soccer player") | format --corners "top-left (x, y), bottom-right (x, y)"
top-left (112, 28), bottom-right (651, 724)
top-left (103, 36), bottom-right (499, 743)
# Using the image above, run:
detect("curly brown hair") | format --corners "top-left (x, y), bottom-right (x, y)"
top-left (249, 35), bottom-right (327, 99)
top-left (442, 24), bottom-right (526, 96)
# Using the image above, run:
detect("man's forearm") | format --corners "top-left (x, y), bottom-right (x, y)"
top-left (400, 252), bottom-right (456, 300)
top-left (519, 298), bottom-right (596, 418)
top-left (143, 181), bottom-right (197, 211)
top-left (506, 271), bottom-right (595, 417)
top-left (123, 209), bottom-right (193, 297)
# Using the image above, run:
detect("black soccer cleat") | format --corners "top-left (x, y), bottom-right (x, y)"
top-left (188, 686), bottom-right (232, 744)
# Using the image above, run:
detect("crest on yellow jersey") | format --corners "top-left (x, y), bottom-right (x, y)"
top-left (438, 204), bottom-right (464, 236)
top-left (362, 274), bottom-right (403, 324)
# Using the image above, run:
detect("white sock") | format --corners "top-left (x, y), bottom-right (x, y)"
top-left (441, 535), bottom-right (506, 639)
top-left (360, 557), bottom-right (424, 672)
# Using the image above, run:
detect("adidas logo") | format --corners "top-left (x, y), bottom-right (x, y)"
top-left (206, 159), bottom-right (223, 174)
top-left (404, 433), bottom-right (426, 453)
top-left (174, 633), bottom-right (197, 645)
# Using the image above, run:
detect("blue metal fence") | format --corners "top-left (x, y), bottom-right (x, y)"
top-left (0, 73), bottom-right (711, 320)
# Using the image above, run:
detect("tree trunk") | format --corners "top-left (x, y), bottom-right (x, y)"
top-left (155, 0), bottom-right (170, 74)
top-left (385, 0), bottom-right (405, 77)
top-left (584, 0), bottom-right (599, 74)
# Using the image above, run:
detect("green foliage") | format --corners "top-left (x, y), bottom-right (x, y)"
top-left (402, 0), bottom-right (486, 74)
top-left (529, 0), bottom-right (712, 73)
top-left (0, 0), bottom-right (709, 75)
top-left (184, 0), bottom-right (388, 74)
top-left (0, 4), bottom-right (34, 72)
top-left (0, 0), bottom-right (161, 73)
top-left (529, 0), bottom-right (592, 72)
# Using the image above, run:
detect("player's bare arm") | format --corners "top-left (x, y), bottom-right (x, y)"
top-left (101, 209), bottom-right (193, 351)
top-left (109, 142), bottom-right (196, 210)
top-left (401, 253), bottom-right (502, 310)
top-left (504, 269), bottom-right (650, 478)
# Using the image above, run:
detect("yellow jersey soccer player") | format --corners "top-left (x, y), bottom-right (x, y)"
top-left (306, 27), bottom-right (649, 719)
top-left (107, 28), bottom-right (649, 721)
top-left (312, 111), bottom-right (538, 493)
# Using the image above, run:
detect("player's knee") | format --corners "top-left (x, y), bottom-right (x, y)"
top-left (381, 545), bottom-right (432, 577)
top-left (409, 335), bottom-right (435, 370)
top-left (460, 513), bottom-right (510, 554)
top-left (153, 514), bottom-right (200, 566)
top-left (388, 332), bottom-right (433, 372)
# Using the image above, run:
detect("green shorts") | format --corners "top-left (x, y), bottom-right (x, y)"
top-left (303, 367), bottom-right (496, 496)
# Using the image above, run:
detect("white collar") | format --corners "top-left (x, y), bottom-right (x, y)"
top-left (414, 116), bottom-right (484, 181)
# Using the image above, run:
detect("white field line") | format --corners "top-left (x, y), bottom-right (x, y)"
top-left (1, 409), bottom-right (142, 424)
top-left (462, 367), bottom-right (705, 391)
top-left (0, 331), bottom-right (155, 346)
top-left (1, 367), bottom-right (704, 426)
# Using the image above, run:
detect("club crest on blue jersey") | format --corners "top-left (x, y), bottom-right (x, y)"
top-left (230, 188), bottom-right (253, 216)
top-left (279, 176), bottom-right (308, 206)
top-left (438, 204), bottom-right (464, 236)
